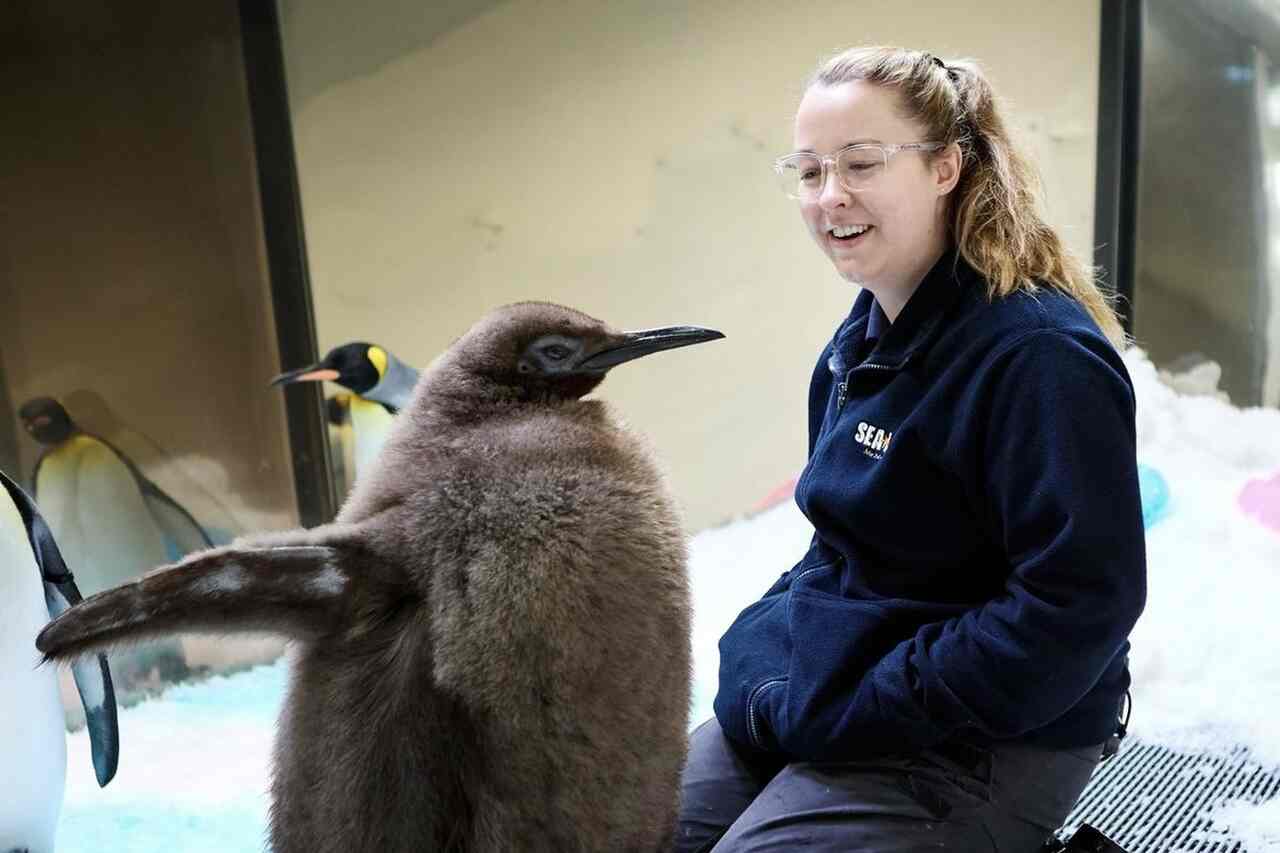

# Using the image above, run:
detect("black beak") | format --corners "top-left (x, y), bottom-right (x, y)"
top-left (578, 326), bottom-right (725, 371)
top-left (270, 364), bottom-right (340, 387)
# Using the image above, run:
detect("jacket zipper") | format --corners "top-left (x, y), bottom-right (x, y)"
top-left (747, 678), bottom-right (788, 749)
top-left (837, 359), bottom-right (907, 410)
top-left (793, 559), bottom-right (838, 586)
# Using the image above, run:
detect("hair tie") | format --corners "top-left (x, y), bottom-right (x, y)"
top-left (927, 53), bottom-right (959, 83)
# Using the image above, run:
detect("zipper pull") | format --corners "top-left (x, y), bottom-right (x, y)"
top-left (836, 381), bottom-right (848, 410)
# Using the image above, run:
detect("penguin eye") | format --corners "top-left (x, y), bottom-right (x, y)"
top-left (542, 344), bottom-right (572, 361)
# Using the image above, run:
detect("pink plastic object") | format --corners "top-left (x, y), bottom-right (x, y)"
top-left (1239, 471), bottom-right (1280, 533)
top-left (751, 475), bottom-right (799, 514)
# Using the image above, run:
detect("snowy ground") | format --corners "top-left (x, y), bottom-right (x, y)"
top-left (55, 348), bottom-right (1280, 851)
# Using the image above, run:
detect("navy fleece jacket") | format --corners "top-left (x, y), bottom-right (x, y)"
top-left (714, 251), bottom-right (1147, 760)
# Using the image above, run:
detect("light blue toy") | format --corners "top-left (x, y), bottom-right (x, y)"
top-left (1138, 463), bottom-right (1170, 529)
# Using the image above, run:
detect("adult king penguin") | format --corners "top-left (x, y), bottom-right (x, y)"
top-left (0, 468), bottom-right (118, 853)
top-left (272, 342), bottom-right (420, 489)
top-left (38, 302), bottom-right (722, 852)
top-left (20, 397), bottom-right (213, 695)
top-left (20, 398), bottom-right (215, 567)
top-left (273, 341), bottom-right (421, 413)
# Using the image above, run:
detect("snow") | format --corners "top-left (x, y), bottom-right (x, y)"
top-left (1124, 351), bottom-right (1280, 777)
top-left (53, 348), bottom-right (1280, 850)
top-left (1206, 798), bottom-right (1280, 852)
top-left (59, 664), bottom-right (281, 852)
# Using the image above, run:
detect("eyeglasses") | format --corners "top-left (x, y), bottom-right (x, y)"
top-left (773, 142), bottom-right (945, 199)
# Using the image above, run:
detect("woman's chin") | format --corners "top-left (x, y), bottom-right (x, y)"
top-left (832, 258), bottom-right (875, 285)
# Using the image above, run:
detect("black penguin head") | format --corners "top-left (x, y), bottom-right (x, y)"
top-left (448, 302), bottom-right (724, 402)
top-left (272, 342), bottom-right (387, 395)
top-left (19, 397), bottom-right (77, 445)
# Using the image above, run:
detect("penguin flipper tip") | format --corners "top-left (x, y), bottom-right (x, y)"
top-left (72, 653), bottom-right (120, 787)
top-left (89, 709), bottom-right (120, 787)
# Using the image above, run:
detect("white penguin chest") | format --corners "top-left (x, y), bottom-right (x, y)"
top-left (38, 437), bottom-right (169, 595)
top-left (0, 494), bottom-right (66, 853)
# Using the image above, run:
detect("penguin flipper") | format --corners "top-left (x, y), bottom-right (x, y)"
top-left (36, 545), bottom-right (349, 664)
top-left (95, 434), bottom-right (216, 556)
top-left (139, 479), bottom-right (215, 557)
top-left (45, 580), bottom-right (121, 788)
top-left (0, 468), bottom-right (120, 787)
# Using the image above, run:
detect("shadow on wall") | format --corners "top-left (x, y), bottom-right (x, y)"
top-left (278, 0), bottom-right (507, 107)
top-left (0, 349), bottom-right (17, 475)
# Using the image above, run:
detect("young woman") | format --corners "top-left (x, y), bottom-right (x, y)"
top-left (677, 47), bottom-right (1146, 852)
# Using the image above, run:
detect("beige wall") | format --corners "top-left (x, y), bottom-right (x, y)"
top-left (282, 0), bottom-right (1100, 531)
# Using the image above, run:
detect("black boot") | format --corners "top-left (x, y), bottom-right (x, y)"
top-left (1042, 824), bottom-right (1129, 852)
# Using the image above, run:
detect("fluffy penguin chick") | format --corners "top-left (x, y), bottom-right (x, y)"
top-left (37, 302), bottom-right (723, 853)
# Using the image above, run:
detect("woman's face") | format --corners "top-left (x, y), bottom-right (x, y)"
top-left (793, 80), bottom-right (959, 304)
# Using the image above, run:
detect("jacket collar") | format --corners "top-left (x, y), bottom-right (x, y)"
top-left (833, 248), bottom-right (979, 374)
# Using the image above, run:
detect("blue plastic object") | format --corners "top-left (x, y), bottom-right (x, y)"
top-left (1137, 464), bottom-right (1170, 529)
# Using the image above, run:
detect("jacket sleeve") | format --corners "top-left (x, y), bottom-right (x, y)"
top-left (757, 329), bottom-right (1148, 758)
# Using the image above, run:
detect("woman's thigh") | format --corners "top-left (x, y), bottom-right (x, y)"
top-left (675, 718), bottom-right (785, 853)
top-left (984, 740), bottom-right (1104, 844)
top-left (708, 740), bottom-right (1102, 853)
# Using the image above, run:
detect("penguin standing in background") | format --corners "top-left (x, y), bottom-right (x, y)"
top-left (0, 468), bottom-right (117, 853)
top-left (21, 398), bottom-right (215, 565)
top-left (38, 302), bottom-right (723, 852)
top-left (274, 341), bottom-right (421, 412)
top-left (272, 342), bottom-right (420, 491)
top-left (19, 397), bottom-right (213, 694)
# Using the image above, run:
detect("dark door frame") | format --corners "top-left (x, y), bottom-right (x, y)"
top-left (1094, 0), bottom-right (1144, 334)
top-left (238, 0), bottom-right (337, 527)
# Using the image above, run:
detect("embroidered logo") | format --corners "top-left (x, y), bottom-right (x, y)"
top-left (854, 421), bottom-right (893, 460)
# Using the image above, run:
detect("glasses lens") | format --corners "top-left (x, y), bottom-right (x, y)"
top-left (775, 155), bottom-right (822, 199)
top-left (837, 147), bottom-right (886, 191)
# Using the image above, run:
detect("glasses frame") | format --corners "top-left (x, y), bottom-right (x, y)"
top-left (773, 142), bottom-right (946, 199)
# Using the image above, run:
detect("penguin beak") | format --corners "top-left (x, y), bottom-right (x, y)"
top-left (270, 365), bottom-right (342, 387)
top-left (578, 326), bottom-right (725, 371)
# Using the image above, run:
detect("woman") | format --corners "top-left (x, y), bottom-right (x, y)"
top-left (677, 47), bottom-right (1146, 852)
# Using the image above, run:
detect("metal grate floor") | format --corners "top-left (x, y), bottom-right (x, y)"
top-left (1058, 739), bottom-right (1280, 852)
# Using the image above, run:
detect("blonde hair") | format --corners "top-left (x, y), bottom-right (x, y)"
top-left (810, 46), bottom-right (1127, 349)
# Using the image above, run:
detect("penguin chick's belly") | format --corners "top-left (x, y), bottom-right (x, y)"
top-left (418, 465), bottom-right (693, 849)
top-left (0, 497), bottom-right (66, 853)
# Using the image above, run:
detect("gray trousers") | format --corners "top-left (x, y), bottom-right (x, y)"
top-left (676, 718), bottom-right (1102, 853)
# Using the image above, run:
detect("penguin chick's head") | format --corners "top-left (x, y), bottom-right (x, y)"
top-left (446, 301), bottom-right (724, 402)
top-left (272, 342), bottom-right (387, 395)
top-left (18, 396), bottom-right (76, 445)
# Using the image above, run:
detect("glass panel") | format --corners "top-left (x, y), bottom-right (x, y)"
top-left (0, 0), bottom-right (299, 709)
top-left (1134, 0), bottom-right (1276, 406)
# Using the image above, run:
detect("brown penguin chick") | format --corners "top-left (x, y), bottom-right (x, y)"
top-left (36, 302), bottom-right (723, 853)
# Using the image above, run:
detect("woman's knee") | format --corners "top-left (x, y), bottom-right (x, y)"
top-left (676, 719), bottom-right (779, 853)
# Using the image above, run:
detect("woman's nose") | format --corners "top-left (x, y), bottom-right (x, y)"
top-left (817, 169), bottom-right (850, 209)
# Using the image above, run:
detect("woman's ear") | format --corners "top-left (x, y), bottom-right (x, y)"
top-left (934, 142), bottom-right (962, 196)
